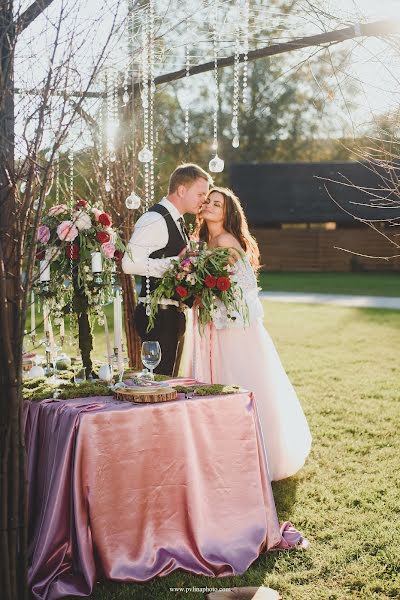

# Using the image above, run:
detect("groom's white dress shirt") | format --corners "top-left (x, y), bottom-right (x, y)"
top-left (121, 197), bottom-right (186, 278)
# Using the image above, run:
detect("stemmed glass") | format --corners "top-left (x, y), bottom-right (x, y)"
top-left (141, 341), bottom-right (161, 380)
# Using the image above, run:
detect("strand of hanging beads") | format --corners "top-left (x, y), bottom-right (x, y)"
top-left (208, 1), bottom-right (224, 173)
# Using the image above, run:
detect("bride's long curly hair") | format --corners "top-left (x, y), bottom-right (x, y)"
top-left (195, 186), bottom-right (260, 272)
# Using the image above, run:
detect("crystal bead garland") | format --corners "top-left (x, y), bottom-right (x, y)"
top-left (232, 22), bottom-right (240, 149)
top-left (208, 1), bottom-right (224, 174)
top-left (138, 10), bottom-right (152, 165)
top-left (184, 18), bottom-right (190, 145)
top-left (105, 71), bottom-right (112, 192)
top-left (125, 2), bottom-right (141, 212)
top-left (68, 148), bottom-right (74, 347)
top-left (148, 0), bottom-right (155, 206)
top-left (242, 0), bottom-right (249, 105)
top-left (98, 85), bottom-right (105, 168)
top-left (55, 150), bottom-right (60, 204)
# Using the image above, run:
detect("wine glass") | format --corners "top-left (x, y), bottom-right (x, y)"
top-left (141, 341), bottom-right (161, 380)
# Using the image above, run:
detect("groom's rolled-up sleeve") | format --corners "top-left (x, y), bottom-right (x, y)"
top-left (122, 211), bottom-right (179, 278)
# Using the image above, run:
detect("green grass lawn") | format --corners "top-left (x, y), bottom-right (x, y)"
top-left (62, 302), bottom-right (400, 600)
top-left (258, 272), bottom-right (400, 297)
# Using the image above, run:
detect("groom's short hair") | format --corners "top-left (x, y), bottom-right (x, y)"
top-left (168, 163), bottom-right (213, 194)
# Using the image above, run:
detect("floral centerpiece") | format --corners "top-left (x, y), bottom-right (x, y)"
top-left (33, 199), bottom-right (126, 375)
top-left (147, 242), bottom-right (248, 332)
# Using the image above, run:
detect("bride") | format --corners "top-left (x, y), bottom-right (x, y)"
top-left (185, 186), bottom-right (312, 481)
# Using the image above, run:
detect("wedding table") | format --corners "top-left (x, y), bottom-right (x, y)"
top-left (25, 378), bottom-right (303, 600)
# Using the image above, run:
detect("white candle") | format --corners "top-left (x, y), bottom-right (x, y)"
top-left (91, 251), bottom-right (102, 273)
top-left (31, 290), bottom-right (35, 336)
top-left (103, 312), bottom-right (112, 365)
top-left (48, 316), bottom-right (56, 362)
top-left (40, 260), bottom-right (50, 282)
top-left (113, 290), bottom-right (123, 350)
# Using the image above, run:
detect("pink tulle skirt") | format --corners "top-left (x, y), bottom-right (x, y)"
top-left (181, 312), bottom-right (312, 481)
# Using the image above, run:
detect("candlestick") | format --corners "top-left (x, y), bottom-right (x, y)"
top-left (60, 318), bottom-right (65, 346)
top-left (91, 251), bottom-right (102, 273)
top-left (103, 312), bottom-right (112, 366)
top-left (31, 290), bottom-right (36, 343)
top-left (113, 289), bottom-right (122, 350)
top-left (43, 302), bottom-right (49, 337)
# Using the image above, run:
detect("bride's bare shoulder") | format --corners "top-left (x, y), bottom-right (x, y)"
top-left (215, 232), bottom-right (242, 251)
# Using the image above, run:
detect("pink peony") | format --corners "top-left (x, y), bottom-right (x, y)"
top-left (37, 224), bottom-right (50, 244)
top-left (48, 203), bottom-right (68, 216)
top-left (101, 241), bottom-right (116, 258)
top-left (57, 220), bottom-right (79, 242)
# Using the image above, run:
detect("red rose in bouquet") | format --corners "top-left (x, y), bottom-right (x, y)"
top-left (65, 244), bottom-right (80, 260)
top-left (216, 276), bottom-right (231, 291)
top-left (114, 249), bottom-right (124, 262)
top-left (97, 230), bottom-right (110, 244)
top-left (76, 199), bottom-right (87, 209)
top-left (98, 213), bottom-right (112, 227)
top-left (204, 275), bottom-right (217, 288)
top-left (176, 285), bottom-right (188, 298)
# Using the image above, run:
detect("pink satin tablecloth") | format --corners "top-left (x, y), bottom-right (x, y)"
top-left (25, 379), bottom-right (303, 600)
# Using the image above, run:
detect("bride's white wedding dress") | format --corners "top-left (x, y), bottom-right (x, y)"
top-left (182, 256), bottom-right (312, 481)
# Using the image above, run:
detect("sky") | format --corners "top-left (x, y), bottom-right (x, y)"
top-left (13, 0), bottom-right (400, 152)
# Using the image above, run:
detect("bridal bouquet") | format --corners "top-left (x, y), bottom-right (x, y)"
top-left (147, 242), bottom-right (248, 332)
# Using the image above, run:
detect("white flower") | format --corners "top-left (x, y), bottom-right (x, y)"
top-left (186, 273), bottom-right (196, 285)
top-left (73, 211), bottom-right (92, 231)
top-left (105, 227), bottom-right (116, 243)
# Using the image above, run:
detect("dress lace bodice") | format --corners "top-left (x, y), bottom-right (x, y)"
top-left (212, 256), bottom-right (264, 329)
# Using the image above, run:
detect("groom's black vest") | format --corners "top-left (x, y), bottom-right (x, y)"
top-left (139, 204), bottom-right (186, 298)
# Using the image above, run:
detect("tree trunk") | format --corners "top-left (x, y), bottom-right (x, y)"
top-left (121, 273), bottom-right (141, 369)
top-left (0, 2), bottom-right (28, 598)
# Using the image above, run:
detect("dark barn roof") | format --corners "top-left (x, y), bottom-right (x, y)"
top-left (229, 162), bottom-right (400, 226)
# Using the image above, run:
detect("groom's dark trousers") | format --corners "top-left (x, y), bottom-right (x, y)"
top-left (134, 304), bottom-right (186, 376)
top-left (135, 203), bottom-right (188, 376)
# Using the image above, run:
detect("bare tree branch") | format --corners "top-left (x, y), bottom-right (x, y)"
top-left (15, 0), bottom-right (56, 34)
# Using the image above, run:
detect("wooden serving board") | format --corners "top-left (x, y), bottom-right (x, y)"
top-left (114, 386), bottom-right (177, 403)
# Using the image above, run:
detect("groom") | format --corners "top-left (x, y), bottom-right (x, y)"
top-left (122, 163), bottom-right (213, 376)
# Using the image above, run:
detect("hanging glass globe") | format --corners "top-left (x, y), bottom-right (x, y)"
top-left (138, 145), bottom-right (153, 163)
top-left (20, 181), bottom-right (27, 193)
top-left (232, 134), bottom-right (240, 149)
top-left (123, 91), bottom-right (130, 104)
top-left (105, 181), bottom-right (111, 193)
top-left (125, 192), bottom-right (141, 210)
top-left (231, 116), bottom-right (238, 130)
top-left (33, 198), bottom-right (40, 210)
top-left (208, 154), bottom-right (224, 173)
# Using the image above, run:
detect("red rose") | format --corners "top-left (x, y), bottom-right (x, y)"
top-left (176, 285), bottom-right (188, 298)
top-left (204, 275), bottom-right (217, 288)
top-left (65, 244), bottom-right (79, 259)
top-left (98, 213), bottom-right (112, 227)
top-left (114, 249), bottom-right (124, 262)
top-left (216, 276), bottom-right (231, 291)
top-left (76, 199), bottom-right (87, 209)
top-left (97, 230), bottom-right (110, 244)
top-left (36, 249), bottom-right (45, 261)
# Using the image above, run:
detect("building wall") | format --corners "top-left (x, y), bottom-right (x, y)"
top-left (253, 228), bottom-right (400, 272)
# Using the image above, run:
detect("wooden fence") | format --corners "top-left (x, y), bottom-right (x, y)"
top-left (253, 228), bottom-right (400, 272)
